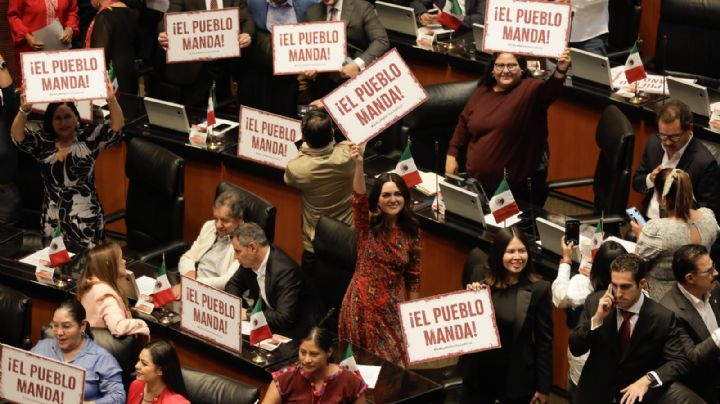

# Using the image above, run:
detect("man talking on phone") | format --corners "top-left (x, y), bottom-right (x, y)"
top-left (570, 254), bottom-right (694, 404)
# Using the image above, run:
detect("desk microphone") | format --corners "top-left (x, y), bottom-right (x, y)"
top-left (661, 34), bottom-right (668, 105)
top-left (317, 307), bottom-right (336, 328)
top-left (527, 176), bottom-right (540, 250)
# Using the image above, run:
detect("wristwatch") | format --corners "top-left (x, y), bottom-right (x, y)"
top-left (0, 61), bottom-right (7, 70)
top-left (645, 372), bottom-right (659, 387)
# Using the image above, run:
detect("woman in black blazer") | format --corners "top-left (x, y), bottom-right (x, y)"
top-left (463, 226), bottom-right (553, 404)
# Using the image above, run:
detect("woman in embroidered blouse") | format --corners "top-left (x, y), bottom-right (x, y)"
top-left (337, 143), bottom-right (421, 367)
top-left (77, 242), bottom-right (150, 337)
top-left (127, 341), bottom-right (190, 404)
top-left (31, 299), bottom-right (126, 404)
top-left (262, 326), bottom-right (367, 404)
top-left (11, 75), bottom-right (124, 252)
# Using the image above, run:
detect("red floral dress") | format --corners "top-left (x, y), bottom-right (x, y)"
top-left (338, 192), bottom-right (421, 367)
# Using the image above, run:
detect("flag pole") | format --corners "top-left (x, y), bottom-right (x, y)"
top-left (629, 80), bottom-right (644, 105)
top-left (158, 253), bottom-right (173, 325)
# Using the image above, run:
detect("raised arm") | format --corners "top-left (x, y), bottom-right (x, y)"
top-left (350, 143), bottom-right (366, 195)
top-left (11, 91), bottom-right (31, 144)
top-left (105, 73), bottom-right (124, 133)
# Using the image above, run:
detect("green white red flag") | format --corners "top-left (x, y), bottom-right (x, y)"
top-left (436, 0), bottom-right (462, 30)
top-left (48, 227), bottom-right (71, 267)
top-left (152, 262), bottom-right (175, 308)
top-left (395, 144), bottom-right (422, 188)
top-left (489, 177), bottom-right (520, 223)
top-left (250, 299), bottom-right (273, 345)
top-left (207, 82), bottom-right (216, 126)
top-left (624, 42), bottom-right (646, 84)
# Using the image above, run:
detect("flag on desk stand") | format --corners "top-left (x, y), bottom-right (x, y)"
top-left (591, 216), bottom-right (604, 259)
top-left (396, 144), bottom-right (422, 188)
top-left (489, 177), bottom-right (520, 224)
top-left (108, 62), bottom-right (119, 98)
top-left (48, 227), bottom-right (71, 267)
top-left (436, 0), bottom-right (463, 30)
top-left (250, 299), bottom-right (273, 345)
top-left (152, 259), bottom-right (175, 308)
top-left (207, 82), bottom-right (217, 127)
top-left (340, 344), bottom-right (362, 378)
top-left (624, 41), bottom-right (647, 84)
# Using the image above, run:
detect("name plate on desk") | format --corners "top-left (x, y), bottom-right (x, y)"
top-left (0, 343), bottom-right (86, 404)
top-left (483, 0), bottom-right (571, 58)
top-left (322, 49), bottom-right (428, 144)
top-left (272, 21), bottom-right (347, 75)
top-left (180, 276), bottom-right (243, 353)
top-left (165, 8), bottom-right (241, 63)
top-left (238, 105), bottom-right (300, 169)
top-left (21, 49), bottom-right (107, 103)
top-left (398, 289), bottom-right (501, 365)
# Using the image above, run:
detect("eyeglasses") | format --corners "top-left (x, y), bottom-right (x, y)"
top-left (693, 264), bottom-right (717, 276)
top-left (655, 132), bottom-right (685, 142)
top-left (494, 63), bottom-right (519, 72)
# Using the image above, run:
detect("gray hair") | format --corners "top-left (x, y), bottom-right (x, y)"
top-left (214, 191), bottom-right (245, 220)
top-left (230, 223), bottom-right (268, 247)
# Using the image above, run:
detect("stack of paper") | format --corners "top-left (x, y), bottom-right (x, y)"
top-left (415, 171), bottom-right (443, 196)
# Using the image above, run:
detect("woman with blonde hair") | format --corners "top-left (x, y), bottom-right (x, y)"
top-left (77, 242), bottom-right (150, 337)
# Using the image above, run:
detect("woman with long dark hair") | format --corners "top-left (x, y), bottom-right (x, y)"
top-left (127, 340), bottom-right (189, 404)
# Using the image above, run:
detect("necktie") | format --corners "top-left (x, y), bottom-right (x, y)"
top-left (209, 0), bottom-right (218, 9)
top-left (618, 310), bottom-right (634, 354)
top-left (328, 7), bottom-right (338, 21)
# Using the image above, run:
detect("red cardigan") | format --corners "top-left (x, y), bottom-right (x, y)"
top-left (8, 0), bottom-right (79, 50)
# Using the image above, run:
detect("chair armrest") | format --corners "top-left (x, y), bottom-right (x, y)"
top-left (577, 214), bottom-right (626, 226)
top-left (547, 177), bottom-right (594, 189)
top-left (105, 209), bottom-right (126, 224)
top-left (137, 240), bottom-right (188, 263)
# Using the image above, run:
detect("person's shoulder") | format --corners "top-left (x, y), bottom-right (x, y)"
top-left (643, 295), bottom-right (676, 320)
top-left (658, 284), bottom-right (682, 309)
top-left (31, 337), bottom-right (55, 354)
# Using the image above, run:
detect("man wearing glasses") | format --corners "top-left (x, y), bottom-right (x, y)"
top-left (660, 244), bottom-right (720, 404)
top-left (632, 99), bottom-right (720, 219)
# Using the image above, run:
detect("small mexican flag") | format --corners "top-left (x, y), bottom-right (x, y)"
top-left (207, 82), bottom-right (216, 126)
top-left (108, 62), bottom-right (119, 97)
top-left (339, 344), bottom-right (361, 376)
top-left (48, 228), bottom-right (71, 267)
top-left (395, 144), bottom-right (422, 188)
top-left (591, 220), bottom-right (603, 259)
top-left (489, 177), bottom-right (520, 223)
top-left (152, 262), bottom-right (175, 308)
top-left (624, 41), bottom-right (646, 84)
top-left (437, 0), bottom-right (463, 30)
top-left (249, 299), bottom-right (273, 346)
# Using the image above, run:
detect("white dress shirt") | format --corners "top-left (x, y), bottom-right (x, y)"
top-left (252, 248), bottom-right (273, 309)
top-left (678, 283), bottom-right (720, 347)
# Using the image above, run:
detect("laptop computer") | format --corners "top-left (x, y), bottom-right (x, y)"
top-left (472, 23), bottom-right (485, 53)
top-left (667, 77), bottom-right (720, 118)
top-left (144, 97), bottom-right (191, 134)
top-left (439, 180), bottom-right (486, 225)
top-left (569, 47), bottom-right (614, 89)
top-left (117, 269), bottom-right (141, 301)
top-left (375, 1), bottom-right (418, 37)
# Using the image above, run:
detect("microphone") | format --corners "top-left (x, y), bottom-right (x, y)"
top-left (317, 307), bottom-right (336, 328)
top-left (433, 140), bottom-right (441, 219)
top-left (527, 176), bottom-right (540, 251)
top-left (661, 34), bottom-right (668, 105)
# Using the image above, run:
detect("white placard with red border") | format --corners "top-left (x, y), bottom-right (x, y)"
top-left (22, 49), bottom-right (107, 104)
top-left (272, 21), bottom-right (347, 75)
top-left (398, 289), bottom-right (501, 365)
top-left (165, 8), bottom-right (241, 63)
top-left (180, 275), bottom-right (242, 353)
top-left (238, 105), bottom-right (300, 169)
top-left (0, 343), bottom-right (86, 404)
top-left (483, 0), bottom-right (571, 58)
top-left (322, 49), bottom-right (428, 144)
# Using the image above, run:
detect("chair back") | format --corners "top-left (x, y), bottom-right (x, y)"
top-left (312, 216), bottom-right (357, 331)
top-left (462, 247), bottom-right (489, 286)
top-left (15, 136), bottom-right (43, 231)
top-left (182, 366), bottom-right (259, 404)
top-left (607, 0), bottom-right (642, 56)
top-left (125, 137), bottom-right (185, 251)
top-left (403, 80), bottom-right (478, 172)
top-left (90, 327), bottom-right (141, 390)
top-left (592, 105), bottom-right (635, 216)
top-left (215, 181), bottom-right (276, 243)
top-left (0, 284), bottom-right (32, 349)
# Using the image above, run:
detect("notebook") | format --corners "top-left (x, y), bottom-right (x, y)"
top-left (375, 1), bottom-right (418, 37)
top-left (144, 97), bottom-right (192, 133)
top-left (569, 47), bottom-right (614, 89)
top-left (439, 180), bottom-right (486, 225)
top-left (667, 77), bottom-right (720, 118)
top-left (472, 23), bottom-right (485, 53)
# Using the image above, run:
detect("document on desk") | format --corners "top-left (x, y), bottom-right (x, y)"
top-left (357, 365), bottom-right (381, 388)
top-left (19, 247), bottom-right (75, 267)
top-left (483, 212), bottom-right (522, 228)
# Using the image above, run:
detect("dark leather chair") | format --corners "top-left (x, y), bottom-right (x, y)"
top-left (311, 216), bottom-right (357, 332)
top-left (14, 123), bottom-right (43, 232)
top-left (182, 366), bottom-right (259, 404)
top-left (547, 105), bottom-right (635, 234)
top-left (215, 181), bottom-right (276, 243)
top-left (91, 327), bottom-right (141, 390)
top-left (402, 80), bottom-right (478, 172)
top-left (106, 137), bottom-right (187, 263)
top-left (606, 0), bottom-right (642, 63)
top-left (0, 284), bottom-right (32, 349)
top-left (462, 247), bottom-right (489, 286)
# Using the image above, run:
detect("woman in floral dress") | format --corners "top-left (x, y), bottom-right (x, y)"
top-left (338, 143), bottom-right (421, 367)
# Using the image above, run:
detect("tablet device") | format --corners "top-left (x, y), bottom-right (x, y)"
top-left (472, 23), bottom-right (485, 53)
top-left (569, 47), bottom-right (614, 88)
top-left (376, 1), bottom-right (418, 37)
top-left (439, 180), bottom-right (486, 225)
top-left (667, 77), bottom-right (716, 118)
top-left (144, 97), bottom-right (192, 134)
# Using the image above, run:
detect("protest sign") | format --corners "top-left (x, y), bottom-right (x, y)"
top-left (398, 289), bottom-right (501, 365)
top-left (165, 8), bottom-right (241, 63)
top-left (483, 0), bottom-right (571, 58)
top-left (272, 21), bottom-right (346, 75)
top-left (238, 105), bottom-right (300, 169)
top-left (180, 276), bottom-right (243, 353)
top-left (0, 343), bottom-right (85, 404)
top-left (22, 49), bottom-right (106, 103)
top-left (322, 49), bottom-right (428, 144)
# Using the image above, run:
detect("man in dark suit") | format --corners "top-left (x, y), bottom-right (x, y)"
top-left (632, 99), bottom-right (720, 220)
top-left (156, 0), bottom-right (257, 107)
top-left (660, 244), bottom-right (720, 403)
top-left (224, 222), bottom-right (304, 337)
top-left (570, 254), bottom-right (691, 404)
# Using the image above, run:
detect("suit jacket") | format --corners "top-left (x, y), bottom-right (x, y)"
top-left (224, 246), bottom-right (302, 336)
top-left (632, 135), bottom-right (720, 218)
top-left (660, 284), bottom-right (720, 403)
top-left (178, 220), bottom-right (239, 290)
top-left (409, 0), bottom-right (486, 30)
top-left (304, 0), bottom-right (389, 66)
top-left (570, 291), bottom-right (691, 404)
top-left (461, 278), bottom-right (553, 401)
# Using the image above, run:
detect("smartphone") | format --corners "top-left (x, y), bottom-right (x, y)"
top-left (626, 206), bottom-right (647, 225)
top-left (213, 123), bottom-right (232, 132)
top-left (565, 219), bottom-right (580, 246)
top-left (427, 7), bottom-right (440, 15)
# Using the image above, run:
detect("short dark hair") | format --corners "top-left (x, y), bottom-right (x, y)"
top-left (302, 326), bottom-right (334, 355)
top-left (55, 298), bottom-right (92, 338)
top-left (146, 341), bottom-right (188, 398)
top-left (656, 99), bottom-right (693, 131)
top-left (610, 254), bottom-right (647, 284)
top-left (230, 222), bottom-right (269, 247)
top-left (302, 109), bottom-right (334, 148)
top-left (589, 240), bottom-right (628, 291)
top-left (485, 226), bottom-right (539, 288)
top-left (43, 102), bottom-right (81, 138)
top-left (480, 52), bottom-right (529, 89)
top-left (214, 190), bottom-right (245, 220)
top-left (672, 244), bottom-right (709, 284)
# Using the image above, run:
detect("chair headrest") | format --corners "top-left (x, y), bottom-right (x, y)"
top-left (313, 216), bottom-right (357, 270)
top-left (126, 137), bottom-right (184, 196)
top-left (182, 367), bottom-right (259, 404)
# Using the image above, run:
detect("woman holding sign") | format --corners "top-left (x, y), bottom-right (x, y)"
top-left (31, 299), bottom-right (126, 404)
top-left (127, 341), bottom-right (190, 404)
top-left (338, 143), bottom-right (421, 367)
top-left (464, 227), bottom-right (552, 404)
top-left (11, 74), bottom-right (124, 252)
top-left (445, 49), bottom-right (571, 207)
